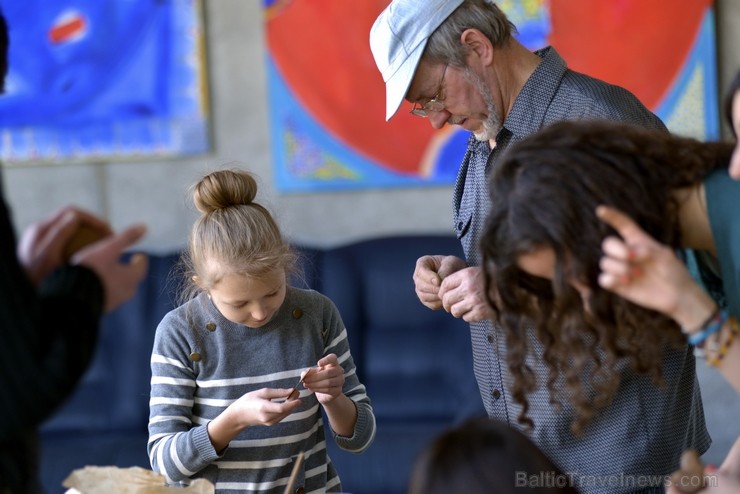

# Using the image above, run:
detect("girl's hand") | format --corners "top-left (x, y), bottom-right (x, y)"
top-left (303, 354), bottom-right (345, 405)
top-left (233, 388), bottom-right (302, 427)
top-left (208, 388), bottom-right (301, 453)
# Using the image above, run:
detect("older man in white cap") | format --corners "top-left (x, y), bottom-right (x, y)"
top-left (370, 1), bottom-right (709, 493)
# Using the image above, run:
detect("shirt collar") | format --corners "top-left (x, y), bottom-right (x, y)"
top-left (501, 46), bottom-right (568, 139)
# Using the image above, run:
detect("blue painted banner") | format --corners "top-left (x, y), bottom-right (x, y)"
top-left (0, 0), bottom-right (209, 165)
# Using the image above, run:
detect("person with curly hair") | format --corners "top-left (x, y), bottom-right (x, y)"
top-left (480, 118), bottom-right (740, 493)
top-left (481, 119), bottom-right (735, 431)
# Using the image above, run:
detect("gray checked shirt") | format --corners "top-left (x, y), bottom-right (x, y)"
top-left (452, 47), bottom-right (710, 494)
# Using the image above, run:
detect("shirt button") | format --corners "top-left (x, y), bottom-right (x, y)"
top-left (206, 322), bottom-right (216, 332)
top-left (456, 221), bottom-right (464, 231)
top-left (190, 352), bottom-right (202, 362)
top-left (491, 389), bottom-right (501, 401)
top-left (486, 334), bottom-right (494, 344)
top-left (292, 308), bottom-right (303, 319)
top-left (294, 488), bottom-right (305, 494)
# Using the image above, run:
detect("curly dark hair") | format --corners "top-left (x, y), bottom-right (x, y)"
top-left (481, 119), bottom-right (733, 434)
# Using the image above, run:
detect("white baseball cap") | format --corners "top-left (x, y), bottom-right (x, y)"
top-left (370, 0), bottom-right (465, 121)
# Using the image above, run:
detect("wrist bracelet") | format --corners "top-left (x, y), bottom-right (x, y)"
top-left (687, 309), bottom-right (727, 347)
top-left (682, 306), bottom-right (720, 336)
top-left (706, 315), bottom-right (739, 367)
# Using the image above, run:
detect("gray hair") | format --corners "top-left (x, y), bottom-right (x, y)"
top-left (424, 0), bottom-right (517, 67)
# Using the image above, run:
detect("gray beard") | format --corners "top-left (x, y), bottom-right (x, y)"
top-left (463, 66), bottom-right (502, 142)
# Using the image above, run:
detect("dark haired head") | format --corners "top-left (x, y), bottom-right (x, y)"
top-left (725, 69), bottom-right (740, 138)
top-left (481, 119), bottom-right (733, 434)
top-left (408, 417), bottom-right (579, 494)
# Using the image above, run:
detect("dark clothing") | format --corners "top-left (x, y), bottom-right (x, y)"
top-left (0, 185), bottom-right (104, 493)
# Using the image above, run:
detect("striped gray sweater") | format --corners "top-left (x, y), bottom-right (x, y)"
top-left (148, 286), bottom-right (375, 493)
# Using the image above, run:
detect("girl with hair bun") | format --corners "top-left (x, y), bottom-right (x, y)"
top-left (147, 169), bottom-right (375, 493)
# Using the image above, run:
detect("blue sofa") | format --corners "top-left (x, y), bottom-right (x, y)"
top-left (39, 235), bottom-right (486, 494)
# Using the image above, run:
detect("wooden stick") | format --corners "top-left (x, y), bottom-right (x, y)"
top-left (283, 451), bottom-right (305, 494)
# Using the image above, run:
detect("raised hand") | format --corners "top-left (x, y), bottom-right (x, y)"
top-left (596, 205), bottom-right (716, 331)
top-left (17, 205), bottom-right (148, 313)
top-left (17, 206), bottom-right (112, 286)
top-left (70, 224), bottom-right (149, 313)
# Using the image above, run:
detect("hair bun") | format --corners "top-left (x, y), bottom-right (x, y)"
top-left (193, 169), bottom-right (259, 214)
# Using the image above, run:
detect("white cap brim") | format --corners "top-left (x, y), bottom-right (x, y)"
top-left (382, 40), bottom-right (425, 121)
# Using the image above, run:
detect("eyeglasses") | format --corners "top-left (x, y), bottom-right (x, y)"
top-left (410, 64), bottom-right (448, 118)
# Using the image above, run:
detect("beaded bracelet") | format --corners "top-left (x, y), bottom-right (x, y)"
top-left (706, 315), bottom-right (739, 367)
top-left (687, 309), bottom-right (727, 347)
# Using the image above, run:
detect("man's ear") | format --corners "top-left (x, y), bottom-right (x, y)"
top-left (460, 28), bottom-right (494, 66)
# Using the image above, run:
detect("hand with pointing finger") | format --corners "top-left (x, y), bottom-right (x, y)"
top-left (596, 205), bottom-right (717, 330)
top-left (18, 206), bottom-right (149, 314)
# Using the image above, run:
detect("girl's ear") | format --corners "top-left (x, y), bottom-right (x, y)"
top-left (192, 275), bottom-right (203, 288)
